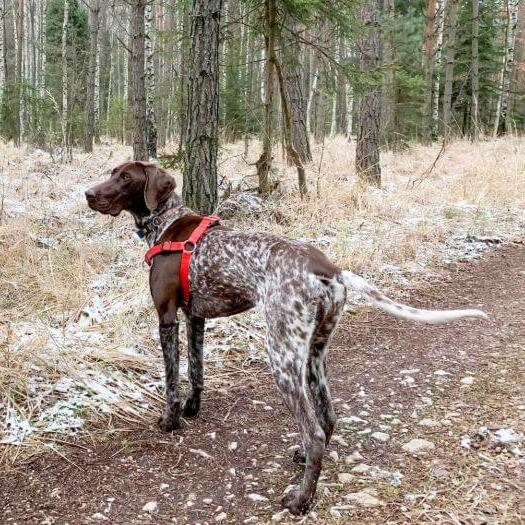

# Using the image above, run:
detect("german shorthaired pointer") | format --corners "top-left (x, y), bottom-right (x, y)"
top-left (85, 161), bottom-right (487, 515)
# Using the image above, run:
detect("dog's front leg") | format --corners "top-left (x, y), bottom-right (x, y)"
top-left (158, 321), bottom-right (181, 431)
top-left (182, 316), bottom-right (205, 417)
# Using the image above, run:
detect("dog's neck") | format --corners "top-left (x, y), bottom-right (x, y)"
top-left (132, 192), bottom-right (193, 246)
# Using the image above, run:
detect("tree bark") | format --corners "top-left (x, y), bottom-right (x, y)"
top-left (381, 0), bottom-right (396, 148)
top-left (355, 0), bottom-right (382, 187)
top-left (84, 0), bottom-right (100, 153)
top-left (182, 0), bottom-right (222, 214)
top-left (493, 0), bottom-right (519, 136)
top-left (255, 0), bottom-right (275, 195)
top-left (432, 0), bottom-right (445, 139)
top-left (422, 0), bottom-right (436, 143)
top-left (131, 0), bottom-right (147, 160)
top-left (15, 0), bottom-right (23, 144)
top-left (61, 0), bottom-right (70, 157)
top-left (335, 34), bottom-right (348, 135)
top-left (281, 27), bottom-right (312, 163)
top-left (145, 0), bottom-right (157, 158)
top-left (471, 0), bottom-right (479, 141)
top-left (442, 0), bottom-right (459, 141)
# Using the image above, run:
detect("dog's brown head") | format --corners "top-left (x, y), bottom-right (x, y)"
top-left (85, 161), bottom-right (176, 216)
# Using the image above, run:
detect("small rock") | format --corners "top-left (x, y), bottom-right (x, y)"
top-left (351, 463), bottom-right (371, 474)
top-left (433, 370), bottom-right (451, 376)
top-left (418, 418), bottom-right (441, 427)
top-left (345, 491), bottom-right (384, 507)
top-left (91, 513), bottom-right (108, 521)
top-left (160, 483), bottom-right (169, 491)
top-left (228, 441), bottom-right (238, 451)
top-left (460, 376), bottom-right (475, 386)
top-left (329, 451), bottom-right (340, 462)
top-left (215, 512), bottom-right (227, 522)
top-left (339, 416), bottom-right (367, 425)
top-left (247, 493), bottom-right (268, 502)
top-left (142, 501), bottom-right (158, 513)
top-left (203, 498), bottom-right (213, 504)
top-left (345, 451), bottom-right (364, 465)
top-left (402, 438), bottom-right (435, 455)
top-left (331, 435), bottom-right (349, 447)
top-left (338, 473), bottom-right (354, 484)
top-left (371, 431), bottom-right (390, 442)
top-left (271, 509), bottom-right (289, 523)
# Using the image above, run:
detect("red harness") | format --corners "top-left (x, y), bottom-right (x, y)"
top-left (144, 215), bottom-right (220, 304)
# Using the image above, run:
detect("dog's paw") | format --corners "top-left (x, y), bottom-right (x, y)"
top-left (157, 412), bottom-right (181, 432)
top-left (281, 486), bottom-right (311, 515)
top-left (181, 397), bottom-right (200, 418)
top-left (292, 445), bottom-right (306, 465)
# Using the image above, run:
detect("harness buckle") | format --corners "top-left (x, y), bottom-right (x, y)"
top-left (184, 241), bottom-right (196, 253)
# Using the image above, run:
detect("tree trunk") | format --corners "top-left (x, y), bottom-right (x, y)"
top-left (281, 28), bottom-right (312, 163)
top-left (432, 0), bottom-right (445, 139)
top-left (335, 34), bottom-right (348, 135)
top-left (131, 0), bottom-right (147, 160)
top-left (256, 0), bottom-right (275, 195)
top-left (442, 0), bottom-right (459, 141)
top-left (422, 0), bottom-right (436, 143)
top-left (493, 0), bottom-right (519, 137)
top-left (14, 0), bottom-right (23, 144)
top-left (61, 0), bottom-right (70, 157)
top-left (2, 0), bottom-right (17, 142)
top-left (471, 0), bottom-right (479, 140)
top-left (84, 0), bottom-right (100, 153)
top-left (355, 0), bottom-right (382, 187)
top-left (145, 0), bottom-right (157, 158)
top-left (182, 0), bottom-right (222, 214)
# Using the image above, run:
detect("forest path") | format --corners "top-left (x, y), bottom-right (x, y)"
top-left (2, 243), bottom-right (525, 524)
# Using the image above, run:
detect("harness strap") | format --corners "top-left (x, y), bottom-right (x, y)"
top-left (144, 215), bottom-right (220, 305)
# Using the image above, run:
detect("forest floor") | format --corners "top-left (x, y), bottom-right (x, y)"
top-left (2, 241), bottom-right (524, 524)
top-left (1, 136), bottom-right (525, 523)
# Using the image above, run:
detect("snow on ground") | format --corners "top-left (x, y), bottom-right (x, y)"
top-left (1, 136), bottom-right (524, 449)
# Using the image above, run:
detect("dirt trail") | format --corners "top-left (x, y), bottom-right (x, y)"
top-left (2, 244), bottom-right (525, 524)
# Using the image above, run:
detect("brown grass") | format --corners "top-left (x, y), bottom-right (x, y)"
top-left (0, 135), bottom-right (524, 459)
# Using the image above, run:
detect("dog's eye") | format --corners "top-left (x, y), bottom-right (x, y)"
top-left (121, 173), bottom-right (130, 181)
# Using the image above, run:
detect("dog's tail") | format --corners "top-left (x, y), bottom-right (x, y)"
top-left (341, 270), bottom-right (487, 324)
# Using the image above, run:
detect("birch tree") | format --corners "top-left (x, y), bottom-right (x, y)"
top-left (493, 0), bottom-right (519, 136)
top-left (471, 0), bottom-right (480, 140)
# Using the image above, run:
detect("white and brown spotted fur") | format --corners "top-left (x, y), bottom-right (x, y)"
top-left (86, 162), bottom-right (487, 515)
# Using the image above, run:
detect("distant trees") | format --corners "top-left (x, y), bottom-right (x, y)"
top-left (0, 0), bottom-right (524, 197)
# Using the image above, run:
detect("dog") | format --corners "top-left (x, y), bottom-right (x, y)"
top-left (85, 161), bottom-right (487, 515)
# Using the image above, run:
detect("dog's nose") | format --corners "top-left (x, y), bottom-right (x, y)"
top-left (85, 188), bottom-right (96, 200)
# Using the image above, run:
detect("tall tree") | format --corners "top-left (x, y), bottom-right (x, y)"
top-left (84, 0), bottom-right (100, 152)
top-left (471, 0), bottom-right (480, 140)
top-left (381, 0), bottom-right (396, 148)
top-left (442, 0), bottom-right (459, 140)
top-left (15, 0), bottom-right (23, 143)
top-left (355, 0), bottom-right (382, 187)
top-left (2, 0), bottom-right (18, 142)
top-left (144, 0), bottom-right (157, 158)
top-left (182, 0), bottom-right (222, 214)
top-left (130, 0), bottom-right (147, 160)
top-left (60, 0), bottom-right (69, 156)
top-left (281, 26), bottom-right (312, 163)
top-left (422, 0), bottom-right (437, 143)
top-left (493, 0), bottom-right (519, 136)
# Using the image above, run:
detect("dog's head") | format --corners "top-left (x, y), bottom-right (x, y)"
top-left (85, 161), bottom-right (176, 216)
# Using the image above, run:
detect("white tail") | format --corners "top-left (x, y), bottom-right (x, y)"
top-left (341, 271), bottom-right (488, 324)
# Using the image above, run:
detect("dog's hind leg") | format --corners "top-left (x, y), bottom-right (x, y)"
top-left (264, 305), bottom-right (325, 515)
top-left (307, 309), bottom-right (341, 447)
top-left (182, 315), bottom-right (205, 417)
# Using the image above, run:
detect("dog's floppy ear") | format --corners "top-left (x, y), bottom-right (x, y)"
top-left (142, 163), bottom-right (176, 211)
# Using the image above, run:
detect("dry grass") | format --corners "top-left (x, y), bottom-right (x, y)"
top-left (0, 135), bottom-right (524, 460)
